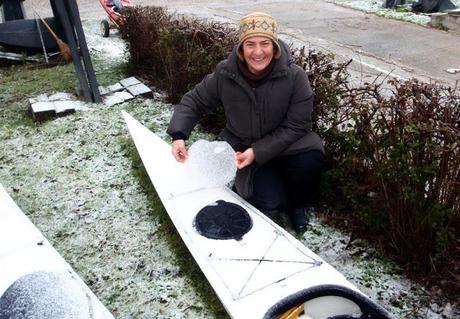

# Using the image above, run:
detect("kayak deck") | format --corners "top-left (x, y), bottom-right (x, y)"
top-left (122, 111), bottom-right (392, 319)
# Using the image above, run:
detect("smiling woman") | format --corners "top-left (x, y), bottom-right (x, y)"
top-left (167, 12), bottom-right (325, 233)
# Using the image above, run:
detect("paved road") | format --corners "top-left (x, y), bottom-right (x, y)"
top-left (24, 0), bottom-right (460, 86)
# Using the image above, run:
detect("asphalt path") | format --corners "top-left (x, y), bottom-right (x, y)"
top-left (24, 0), bottom-right (460, 86)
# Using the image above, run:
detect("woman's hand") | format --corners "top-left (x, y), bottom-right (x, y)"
top-left (172, 139), bottom-right (188, 162)
top-left (235, 148), bottom-right (255, 169)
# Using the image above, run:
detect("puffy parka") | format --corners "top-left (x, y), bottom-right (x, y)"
top-left (167, 40), bottom-right (324, 166)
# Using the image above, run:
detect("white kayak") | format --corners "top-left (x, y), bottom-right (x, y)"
top-left (122, 111), bottom-right (392, 319)
top-left (0, 184), bottom-right (114, 319)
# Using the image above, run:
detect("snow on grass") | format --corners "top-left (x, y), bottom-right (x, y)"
top-left (326, 0), bottom-right (460, 25)
top-left (302, 215), bottom-right (458, 318)
top-left (83, 22), bottom-right (127, 63)
top-left (1, 19), bottom-right (458, 319)
top-left (0, 21), bottom-right (225, 317)
top-left (0, 98), bottom-right (226, 318)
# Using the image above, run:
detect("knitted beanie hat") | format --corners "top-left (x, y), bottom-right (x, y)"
top-left (237, 12), bottom-right (282, 61)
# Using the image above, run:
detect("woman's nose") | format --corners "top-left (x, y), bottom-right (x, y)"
top-left (254, 45), bottom-right (263, 55)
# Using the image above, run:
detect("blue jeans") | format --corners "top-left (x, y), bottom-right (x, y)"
top-left (246, 150), bottom-right (325, 213)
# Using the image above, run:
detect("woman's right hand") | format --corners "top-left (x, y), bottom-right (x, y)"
top-left (235, 148), bottom-right (255, 169)
top-left (171, 139), bottom-right (188, 162)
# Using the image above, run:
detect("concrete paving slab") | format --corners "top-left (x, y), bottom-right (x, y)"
top-left (30, 102), bottom-right (55, 113)
top-left (103, 91), bottom-right (135, 106)
top-left (120, 77), bottom-right (141, 87)
top-left (103, 94), bottom-right (124, 107)
top-left (54, 101), bottom-right (76, 114)
top-left (98, 86), bottom-right (110, 96)
top-left (29, 102), bottom-right (56, 122)
top-left (114, 91), bottom-right (135, 101)
top-left (108, 83), bottom-right (124, 92)
top-left (126, 83), bottom-right (153, 97)
top-left (28, 94), bottom-right (49, 105)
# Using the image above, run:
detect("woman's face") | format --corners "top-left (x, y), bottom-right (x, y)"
top-left (242, 36), bottom-right (274, 75)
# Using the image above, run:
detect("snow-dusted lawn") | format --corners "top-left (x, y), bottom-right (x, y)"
top-left (0, 20), bottom-right (458, 318)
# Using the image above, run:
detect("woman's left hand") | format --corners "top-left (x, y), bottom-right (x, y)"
top-left (235, 148), bottom-right (255, 169)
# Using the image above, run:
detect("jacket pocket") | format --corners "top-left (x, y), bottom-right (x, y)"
top-left (234, 164), bottom-right (258, 199)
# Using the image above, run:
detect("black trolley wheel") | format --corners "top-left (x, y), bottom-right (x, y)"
top-left (100, 19), bottom-right (110, 37)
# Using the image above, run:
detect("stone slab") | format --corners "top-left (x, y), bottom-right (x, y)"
top-left (126, 83), bottom-right (153, 98)
top-left (30, 102), bottom-right (55, 113)
top-left (98, 86), bottom-right (110, 96)
top-left (107, 83), bottom-right (124, 92)
top-left (114, 91), bottom-right (134, 101)
top-left (119, 77), bottom-right (141, 88)
top-left (29, 102), bottom-right (56, 122)
top-left (103, 94), bottom-right (124, 107)
top-left (28, 94), bottom-right (49, 105)
top-left (54, 101), bottom-right (76, 114)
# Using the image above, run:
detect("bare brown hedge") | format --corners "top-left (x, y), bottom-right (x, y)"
top-left (121, 6), bottom-right (237, 103)
top-left (292, 46), bottom-right (460, 271)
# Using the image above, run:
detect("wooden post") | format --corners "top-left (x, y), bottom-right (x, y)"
top-left (50, 0), bottom-right (101, 103)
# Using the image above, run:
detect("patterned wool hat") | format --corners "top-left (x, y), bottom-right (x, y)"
top-left (237, 12), bottom-right (282, 60)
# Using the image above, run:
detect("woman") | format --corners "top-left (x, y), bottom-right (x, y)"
top-left (167, 12), bottom-right (324, 232)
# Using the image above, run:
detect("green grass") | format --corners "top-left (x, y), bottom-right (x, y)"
top-left (0, 52), bottom-right (226, 318)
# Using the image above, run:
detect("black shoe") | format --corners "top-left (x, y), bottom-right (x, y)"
top-left (288, 208), bottom-right (308, 232)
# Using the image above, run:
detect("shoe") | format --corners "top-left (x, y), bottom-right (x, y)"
top-left (288, 208), bottom-right (308, 233)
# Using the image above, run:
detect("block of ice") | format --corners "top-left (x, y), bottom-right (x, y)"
top-left (185, 140), bottom-right (236, 188)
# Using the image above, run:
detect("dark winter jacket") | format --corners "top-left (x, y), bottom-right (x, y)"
top-left (167, 40), bottom-right (324, 197)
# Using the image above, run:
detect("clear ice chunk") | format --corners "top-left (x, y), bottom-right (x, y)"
top-left (185, 139), bottom-right (236, 188)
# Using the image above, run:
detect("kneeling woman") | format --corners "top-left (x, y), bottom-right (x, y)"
top-left (167, 12), bottom-right (324, 232)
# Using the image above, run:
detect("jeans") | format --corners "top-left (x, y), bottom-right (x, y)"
top-left (246, 150), bottom-right (325, 213)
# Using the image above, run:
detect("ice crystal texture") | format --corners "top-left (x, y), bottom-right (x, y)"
top-left (186, 140), bottom-right (236, 188)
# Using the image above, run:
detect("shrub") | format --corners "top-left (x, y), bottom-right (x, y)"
top-left (339, 79), bottom-right (459, 270)
top-left (121, 6), bottom-right (237, 103)
top-left (287, 47), bottom-right (460, 271)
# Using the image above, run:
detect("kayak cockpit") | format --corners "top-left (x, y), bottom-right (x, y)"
top-left (266, 285), bottom-right (393, 319)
